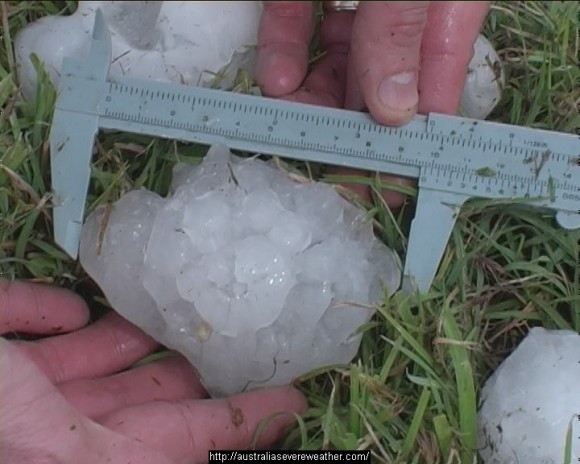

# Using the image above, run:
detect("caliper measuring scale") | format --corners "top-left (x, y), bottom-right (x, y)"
top-left (50, 10), bottom-right (580, 294)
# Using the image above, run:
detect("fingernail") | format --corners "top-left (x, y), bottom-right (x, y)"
top-left (377, 72), bottom-right (419, 112)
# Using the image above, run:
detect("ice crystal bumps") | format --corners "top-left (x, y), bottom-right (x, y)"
top-left (80, 146), bottom-right (401, 397)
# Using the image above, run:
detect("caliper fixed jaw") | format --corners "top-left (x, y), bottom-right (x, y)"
top-left (50, 9), bottom-right (112, 259)
top-left (61, 8), bottom-right (112, 81)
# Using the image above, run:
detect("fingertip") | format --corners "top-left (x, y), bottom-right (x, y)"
top-left (418, 2), bottom-right (491, 115)
top-left (255, 44), bottom-right (309, 97)
top-left (381, 192), bottom-right (406, 210)
top-left (255, 1), bottom-right (314, 97)
top-left (47, 285), bottom-right (91, 324)
top-left (233, 386), bottom-right (307, 448)
top-left (367, 96), bottom-right (418, 126)
top-left (375, 71), bottom-right (420, 125)
top-left (349, 2), bottom-right (429, 126)
top-left (237, 385), bottom-right (308, 417)
top-left (363, 62), bottom-right (421, 126)
top-left (378, 174), bottom-right (416, 210)
top-left (276, 386), bottom-right (308, 415)
top-left (0, 279), bottom-right (90, 335)
top-left (281, 89), bottom-right (339, 108)
top-left (344, 60), bottom-right (365, 112)
top-left (326, 167), bottom-right (372, 203)
top-left (99, 385), bottom-right (308, 462)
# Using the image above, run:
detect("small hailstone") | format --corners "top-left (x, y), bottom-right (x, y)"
top-left (460, 35), bottom-right (505, 120)
top-left (80, 145), bottom-right (401, 397)
top-left (477, 327), bottom-right (580, 464)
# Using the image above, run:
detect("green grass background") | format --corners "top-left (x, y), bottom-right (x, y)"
top-left (1, 1), bottom-right (579, 463)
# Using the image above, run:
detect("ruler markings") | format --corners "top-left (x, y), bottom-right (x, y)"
top-left (101, 102), bottom-right (570, 190)
top-left (100, 114), bottom-right (570, 207)
top-left (50, 12), bottom-right (578, 289)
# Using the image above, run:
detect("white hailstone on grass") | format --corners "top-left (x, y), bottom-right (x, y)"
top-left (460, 35), bottom-right (505, 120)
top-left (15, 2), bottom-right (504, 120)
top-left (79, 145), bottom-right (402, 397)
top-left (14, 1), bottom-right (262, 101)
top-left (477, 327), bottom-right (580, 464)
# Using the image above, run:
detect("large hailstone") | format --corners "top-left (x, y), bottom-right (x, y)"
top-left (14, 1), bottom-right (262, 101)
top-left (477, 327), bottom-right (580, 463)
top-left (80, 145), bottom-right (401, 397)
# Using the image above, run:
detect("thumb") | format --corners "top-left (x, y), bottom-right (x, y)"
top-left (347, 1), bottom-right (430, 125)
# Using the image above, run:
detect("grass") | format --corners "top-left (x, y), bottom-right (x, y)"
top-left (1, 1), bottom-right (579, 463)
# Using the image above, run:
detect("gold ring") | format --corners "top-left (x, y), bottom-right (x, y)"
top-left (323, 1), bottom-right (360, 12)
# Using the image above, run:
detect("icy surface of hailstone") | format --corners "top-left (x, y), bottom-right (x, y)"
top-left (477, 327), bottom-right (580, 464)
top-left (15, 1), bottom-right (262, 102)
top-left (80, 145), bottom-right (401, 397)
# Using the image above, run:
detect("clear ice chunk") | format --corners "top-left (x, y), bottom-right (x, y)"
top-left (267, 212), bottom-right (312, 254)
top-left (79, 145), bottom-right (402, 397)
top-left (238, 189), bottom-right (284, 234)
top-left (79, 189), bottom-right (166, 335)
top-left (477, 328), bottom-right (580, 464)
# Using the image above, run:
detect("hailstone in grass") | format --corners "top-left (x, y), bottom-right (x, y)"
top-left (477, 327), bottom-right (580, 464)
top-left (15, 1), bottom-right (262, 102)
top-left (79, 145), bottom-right (401, 397)
top-left (460, 35), bottom-right (505, 120)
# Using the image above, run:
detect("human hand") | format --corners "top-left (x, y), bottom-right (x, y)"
top-left (255, 1), bottom-right (490, 207)
top-left (0, 279), bottom-right (306, 464)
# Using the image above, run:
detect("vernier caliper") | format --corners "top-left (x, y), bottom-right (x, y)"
top-left (50, 11), bottom-right (580, 294)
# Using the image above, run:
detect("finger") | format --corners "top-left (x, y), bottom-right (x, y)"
top-left (348, 1), bottom-right (430, 126)
top-left (344, 2), bottom-right (430, 206)
top-left (59, 355), bottom-right (206, 420)
top-left (326, 169), bottom-right (415, 207)
top-left (325, 166), bottom-right (372, 202)
top-left (100, 387), bottom-right (307, 463)
top-left (17, 311), bottom-right (159, 384)
top-left (255, 1), bottom-right (314, 97)
top-left (343, 58), bottom-right (365, 111)
top-left (290, 11), bottom-right (372, 199)
top-left (375, 175), bottom-right (415, 209)
top-left (418, 1), bottom-right (490, 114)
top-left (0, 279), bottom-right (89, 335)
top-left (280, 10), bottom-right (354, 108)
top-left (381, 2), bottom-right (489, 207)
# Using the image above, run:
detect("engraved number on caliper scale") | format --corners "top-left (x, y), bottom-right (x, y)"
top-left (50, 10), bottom-right (580, 294)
